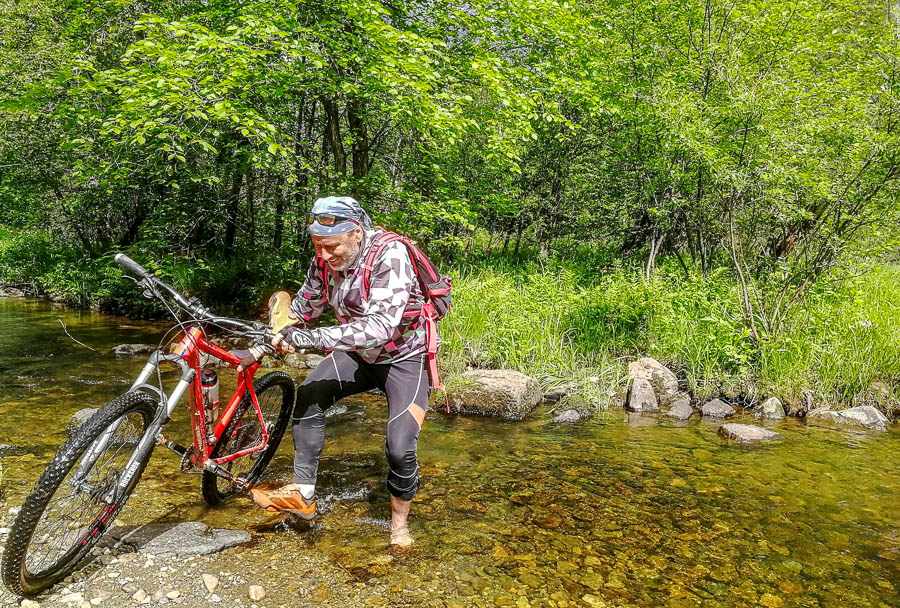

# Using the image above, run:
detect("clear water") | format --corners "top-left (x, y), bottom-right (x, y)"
top-left (0, 297), bottom-right (898, 607)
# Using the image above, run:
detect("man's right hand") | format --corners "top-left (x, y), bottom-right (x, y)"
top-left (272, 326), bottom-right (316, 353)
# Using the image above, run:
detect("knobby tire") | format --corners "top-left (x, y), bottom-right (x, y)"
top-left (1, 391), bottom-right (158, 597)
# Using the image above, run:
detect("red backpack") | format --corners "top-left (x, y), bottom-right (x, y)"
top-left (317, 229), bottom-right (452, 397)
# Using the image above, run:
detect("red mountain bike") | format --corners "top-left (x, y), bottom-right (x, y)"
top-left (2, 254), bottom-right (294, 597)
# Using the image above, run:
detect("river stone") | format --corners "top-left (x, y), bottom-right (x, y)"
top-left (551, 409), bottom-right (584, 424)
top-left (718, 423), bottom-right (784, 444)
top-left (0, 443), bottom-right (21, 456)
top-left (104, 522), bottom-right (250, 556)
top-left (701, 399), bottom-right (736, 418)
top-left (666, 397), bottom-right (693, 420)
top-left (755, 397), bottom-right (785, 420)
top-left (305, 354), bottom-right (326, 369)
top-left (0, 287), bottom-right (24, 298)
top-left (628, 357), bottom-right (680, 403)
top-left (282, 353), bottom-right (307, 368)
top-left (113, 343), bottom-right (157, 356)
top-left (67, 407), bottom-right (100, 436)
top-left (448, 370), bottom-right (542, 420)
top-left (807, 406), bottom-right (889, 431)
top-left (543, 385), bottom-right (570, 402)
top-left (625, 378), bottom-right (659, 412)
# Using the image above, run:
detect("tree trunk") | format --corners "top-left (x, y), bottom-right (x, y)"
top-left (322, 97), bottom-right (346, 175)
top-left (273, 177), bottom-right (284, 250)
top-left (348, 100), bottom-right (369, 180)
top-left (224, 169), bottom-right (243, 260)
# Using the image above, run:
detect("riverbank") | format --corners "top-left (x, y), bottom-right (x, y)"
top-left (2, 231), bottom-right (898, 415)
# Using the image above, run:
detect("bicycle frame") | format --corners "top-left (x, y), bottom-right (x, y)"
top-left (76, 324), bottom-right (271, 499)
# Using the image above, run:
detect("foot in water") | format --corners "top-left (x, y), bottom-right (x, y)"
top-left (250, 483), bottom-right (317, 520)
top-left (390, 525), bottom-right (413, 547)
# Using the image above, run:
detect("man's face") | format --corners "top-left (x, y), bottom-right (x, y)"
top-left (311, 228), bottom-right (363, 271)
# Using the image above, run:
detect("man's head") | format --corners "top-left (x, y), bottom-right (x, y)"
top-left (307, 196), bottom-right (372, 271)
top-left (312, 228), bottom-right (364, 272)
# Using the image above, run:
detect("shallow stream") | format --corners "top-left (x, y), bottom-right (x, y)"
top-left (0, 298), bottom-right (898, 607)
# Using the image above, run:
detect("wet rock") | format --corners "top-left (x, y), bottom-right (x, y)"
top-left (104, 522), bottom-right (250, 557)
top-left (20, 600), bottom-right (41, 608)
top-left (282, 353), bottom-right (307, 368)
top-left (248, 585), bottom-right (266, 601)
top-left (542, 385), bottom-right (570, 402)
top-left (259, 357), bottom-right (283, 368)
top-left (755, 397), bottom-right (785, 420)
top-left (0, 287), bottom-right (25, 298)
top-left (166, 590), bottom-right (181, 600)
top-left (67, 408), bottom-right (99, 437)
top-left (718, 423), bottom-right (784, 444)
top-left (551, 409), bottom-right (584, 424)
top-left (0, 443), bottom-right (21, 456)
top-left (448, 370), bottom-right (542, 420)
top-left (701, 399), bottom-right (736, 418)
top-left (628, 357), bottom-right (680, 403)
top-left (305, 354), bottom-right (326, 369)
top-left (666, 397), bottom-right (693, 420)
top-left (807, 406), bottom-right (889, 431)
top-left (112, 344), bottom-right (157, 356)
top-left (625, 378), bottom-right (658, 412)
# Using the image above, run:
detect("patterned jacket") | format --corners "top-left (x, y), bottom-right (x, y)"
top-left (289, 229), bottom-right (428, 364)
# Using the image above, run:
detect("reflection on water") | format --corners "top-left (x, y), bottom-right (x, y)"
top-left (1, 298), bottom-right (898, 607)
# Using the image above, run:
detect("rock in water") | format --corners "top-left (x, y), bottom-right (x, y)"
top-left (67, 408), bottom-right (99, 437)
top-left (755, 397), bottom-right (785, 420)
top-left (448, 370), bottom-right (542, 420)
top-left (666, 397), bottom-right (693, 420)
top-left (543, 385), bottom-right (570, 402)
top-left (718, 423), bottom-right (784, 444)
top-left (551, 409), bottom-right (583, 424)
top-left (701, 399), bottom-right (736, 418)
top-left (807, 406), bottom-right (889, 431)
top-left (104, 522), bottom-right (250, 557)
top-left (628, 357), bottom-right (680, 403)
top-left (112, 343), bottom-right (157, 356)
top-left (625, 378), bottom-right (659, 412)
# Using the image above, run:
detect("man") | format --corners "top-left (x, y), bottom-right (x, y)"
top-left (248, 196), bottom-right (431, 547)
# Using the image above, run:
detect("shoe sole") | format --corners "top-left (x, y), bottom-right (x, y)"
top-left (262, 505), bottom-right (316, 520)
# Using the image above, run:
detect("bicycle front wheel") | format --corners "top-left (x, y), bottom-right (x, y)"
top-left (201, 371), bottom-right (294, 505)
top-left (2, 391), bottom-right (158, 597)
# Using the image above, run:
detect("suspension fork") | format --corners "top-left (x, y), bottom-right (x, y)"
top-left (73, 352), bottom-right (196, 500)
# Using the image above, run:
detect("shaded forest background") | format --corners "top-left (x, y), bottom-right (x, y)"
top-left (1, 0), bottom-right (898, 408)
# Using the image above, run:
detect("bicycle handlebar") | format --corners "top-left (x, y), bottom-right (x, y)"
top-left (114, 253), bottom-right (268, 339)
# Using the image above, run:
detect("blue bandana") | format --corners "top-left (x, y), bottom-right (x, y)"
top-left (308, 196), bottom-right (373, 236)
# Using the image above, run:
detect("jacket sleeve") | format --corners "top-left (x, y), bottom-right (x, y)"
top-left (289, 258), bottom-right (328, 327)
top-left (309, 242), bottom-right (415, 351)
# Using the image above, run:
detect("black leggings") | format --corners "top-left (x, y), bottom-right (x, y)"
top-left (291, 351), bottom-right (430, 500)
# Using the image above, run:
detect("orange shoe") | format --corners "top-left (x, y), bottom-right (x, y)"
top-left (250, 483), bottom-right (317, 519)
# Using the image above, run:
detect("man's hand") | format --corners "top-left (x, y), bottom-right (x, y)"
top-left (272, 326), bottom-right (316, 353)
top-left (233, 345), bottom-right (270, 372)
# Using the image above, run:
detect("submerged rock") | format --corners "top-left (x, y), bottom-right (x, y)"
top-left (718, 423), bottom-right (784, 444)
top-left (282, 353), bottom-right (307, 368)
top-left (807, 406), bottom-right (889, 431)
top-left (551, 409), bottom-right (584, 424)
top-left (701, 399), bottom-right (736, 418)
top-left (448, 369), bottom-right (542, 420)
top-left (67, 407), bottom-right (99, 436)
top-left (666, 397), bottom-right (693, 420)
top-left (104, 522), bottom-right (250, 557)
top-left (305, 353), bottom-right (326, 369)
top-left (628, 357), bottom-right (680, 403)
top-left (626, 378), bottom-right (659, 413)
top-left (0, 443), bottom-right (22, 456)
top-left (113, 343), bottom-right (157, 356)
top-left (755, 397), bottom-right (785, 420)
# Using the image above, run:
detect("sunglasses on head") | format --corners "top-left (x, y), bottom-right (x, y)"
top-left (308, 213), bottom-right (356, 227)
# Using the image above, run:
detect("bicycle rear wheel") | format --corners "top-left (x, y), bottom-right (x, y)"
top-left (2, 391), bottom-right (158, 597)
top-left (201, 371), bottom-right (294, 505)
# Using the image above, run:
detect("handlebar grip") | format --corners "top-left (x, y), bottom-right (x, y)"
top-left (114, 253), bottom-right (150, 278)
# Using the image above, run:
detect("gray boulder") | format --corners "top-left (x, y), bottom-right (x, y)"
top-left (625, 378), bottom-right (659, 412)
top-left (282, 353), bottom-right (307, 368)
top-left (755, 397), bottom-right (785, 420)
top-left (113, 343), bottom-right (157, 356)
top-left (543, 385), bottom-right (570, 403)
top-left (0, 287), bottom-right (24, 298)
top-left (448, 369), bottom-right (542, 420)
top-left (807, 406), bottom-right (889, 431)
top-left (104, 522), bottom-right (250, 557)
top-left (666, 397), bottom-right (693, 420)
top-left (628, 357), bottom-right (680, 403)
top-left (701, 399), bottom-right (736, 418)
top-left (305, 354), bottom-right (326, 369)
top-left (67, 407), bottom-right (99, 436)
top-left (551, 409), bottom-right (584, 424)
top-left (718, 423), bottom-right (784, 444)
